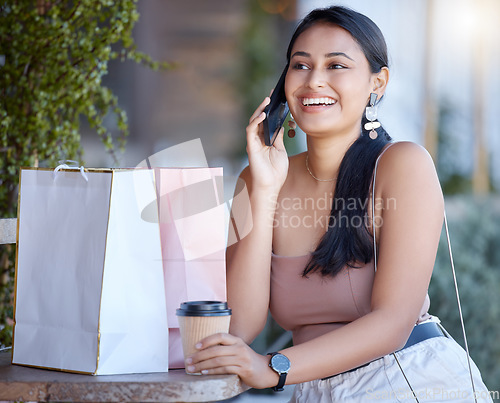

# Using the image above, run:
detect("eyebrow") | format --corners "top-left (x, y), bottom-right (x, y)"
top-left (291, 51), bottom-right (354, 61)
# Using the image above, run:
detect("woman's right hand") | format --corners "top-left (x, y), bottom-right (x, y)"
top-left (246, 97), bottom-right (289, 194)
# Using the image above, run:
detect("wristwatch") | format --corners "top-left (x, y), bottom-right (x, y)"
top-left (267, 352), bottom-right (291, 391)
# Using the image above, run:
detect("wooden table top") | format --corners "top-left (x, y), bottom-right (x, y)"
top-left (0, 350), bottom-right (248, 402)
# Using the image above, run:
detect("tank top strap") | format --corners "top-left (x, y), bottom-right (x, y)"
top-left (371, 142), bottom-right (398, 272)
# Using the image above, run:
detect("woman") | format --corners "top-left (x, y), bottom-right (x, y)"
top-left (186, 6), bottom-right (491, 402)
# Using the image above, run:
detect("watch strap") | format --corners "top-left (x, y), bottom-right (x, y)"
top-left (272, 372), bottom-right (287, 392)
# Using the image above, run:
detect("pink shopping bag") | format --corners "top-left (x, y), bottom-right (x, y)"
top-left (154, 168), bottom-right (227, 368)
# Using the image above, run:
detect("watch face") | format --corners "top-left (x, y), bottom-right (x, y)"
top-left (271, 354), bottom-right (291, 373)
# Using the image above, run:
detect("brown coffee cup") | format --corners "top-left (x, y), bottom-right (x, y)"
top-left (176, 301), bottom-right (231, 374)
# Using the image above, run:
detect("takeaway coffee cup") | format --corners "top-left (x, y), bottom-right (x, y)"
top-left (176, 301), bottom-right (232, 374)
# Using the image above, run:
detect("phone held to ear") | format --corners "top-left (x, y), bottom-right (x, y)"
top-left (263, 66), bottom-right (290, 146)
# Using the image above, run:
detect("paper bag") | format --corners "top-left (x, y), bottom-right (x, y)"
top-left (13, 167), bottom-right (169, 375)
top-left (154, 168), bottom-right (227, 368)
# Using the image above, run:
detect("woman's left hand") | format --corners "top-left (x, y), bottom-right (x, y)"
top-left (185, 333), bottom-right (279, 389)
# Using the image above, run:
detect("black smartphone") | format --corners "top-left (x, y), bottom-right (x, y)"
top-left (263, 66), bottom-right (290, 146)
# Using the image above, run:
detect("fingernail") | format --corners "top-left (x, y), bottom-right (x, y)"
top-left (195, 343), bottom-right (202, 349)
top-left (187, 365), bottom-right (195, 372)
top-left (201, 369), bottom-right (209, 375)
top-left (185, 357), bottom-right (192, 365)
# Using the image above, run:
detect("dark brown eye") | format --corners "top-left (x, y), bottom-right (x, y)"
top-left (292, 63), bottom-right (309, 70)
top-left (328, 64), bottom-right (345, 69)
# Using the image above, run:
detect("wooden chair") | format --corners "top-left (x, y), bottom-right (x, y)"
top-left (0, 218), bottom-right (16, 244)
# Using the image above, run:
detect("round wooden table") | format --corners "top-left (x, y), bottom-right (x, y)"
top-left (0, 350), bottom-right (248, 402)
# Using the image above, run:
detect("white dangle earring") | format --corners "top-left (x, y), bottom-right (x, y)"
top-left (364, 92), bottom-right (380, 140)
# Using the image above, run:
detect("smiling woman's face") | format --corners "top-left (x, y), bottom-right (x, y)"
top-left (285, 22), bottom-right (378, 139)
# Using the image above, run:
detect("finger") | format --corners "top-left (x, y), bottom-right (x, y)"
top-left (196, 332), bottom-right (236, 350)
top-left (187, 354), bottom-right (241, 375)
top-left (246, 111), bottom-right (267, 146)
top-left (273, 126), bottom-right (286, 152)
top-left (189, 364), bottom-right (241, 376)
top-left (248, 111), bottom-right (266, 131)
top-left (249, 97), bottom-right (270, 123)
top-left (188, 343), bottom-right (237, 366)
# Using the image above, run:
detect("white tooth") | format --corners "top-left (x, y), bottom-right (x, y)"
top-left (303, 97), bottom-right (337, 106)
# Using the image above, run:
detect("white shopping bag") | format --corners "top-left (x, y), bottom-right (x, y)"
top-left (12, 167), bottom-right (169, 375)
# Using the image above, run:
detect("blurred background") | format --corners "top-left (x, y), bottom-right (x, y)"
top-left (2, 0), bottom-right (499, 400)
top-left (85, 0), bottom-right (500, 196)
top-left (80, 1), bottom-right (500, 399)
top-left (88, 0), bottom-right (499, 398)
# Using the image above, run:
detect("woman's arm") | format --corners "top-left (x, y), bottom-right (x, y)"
top-left (189, 142), bottom-right (444, 388)
top-left (226, 97), bottom-right (289, 343)
top-left (280, 141), bottom-right (445, 383)
top-left (226, 167), bottom-right (279, 343)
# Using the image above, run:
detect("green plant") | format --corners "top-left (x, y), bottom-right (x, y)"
top-left (429, 196), bottom-right (500, 390)
top-left (0, 0), bottom-right (172, 347)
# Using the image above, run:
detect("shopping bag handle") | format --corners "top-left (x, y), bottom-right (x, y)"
top-left (53, 160), bottom-right (88, 182)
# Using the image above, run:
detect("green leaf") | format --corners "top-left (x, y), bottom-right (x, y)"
top-left (0, 0), bottom-right (172, 348)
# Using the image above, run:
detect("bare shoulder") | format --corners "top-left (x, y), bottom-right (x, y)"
top-left (379, 141), bottom-right (434, 169)
top-left (376, 141), bottom-right (443, 202)
top-left (377, 141), bottom-right (437, 181)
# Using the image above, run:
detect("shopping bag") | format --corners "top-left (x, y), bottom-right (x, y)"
top-left (13, 167), bottom-right (169, 375)
top-left (154, 167), bottom-right (227, 368)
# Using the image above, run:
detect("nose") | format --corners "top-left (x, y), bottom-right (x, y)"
top-left (306, 68), bottom-right (327, 89)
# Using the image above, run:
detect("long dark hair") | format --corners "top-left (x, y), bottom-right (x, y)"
top-left (286, 6), bottom-right (392, 277)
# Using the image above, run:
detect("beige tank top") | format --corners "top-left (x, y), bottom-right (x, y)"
top-left (270, 254), bottom-right (430, 345)
top-left (269, 144), bottom-right (431, 345)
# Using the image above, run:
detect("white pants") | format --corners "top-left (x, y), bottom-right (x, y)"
top-left (290, 337), bottom-right (493, 402)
